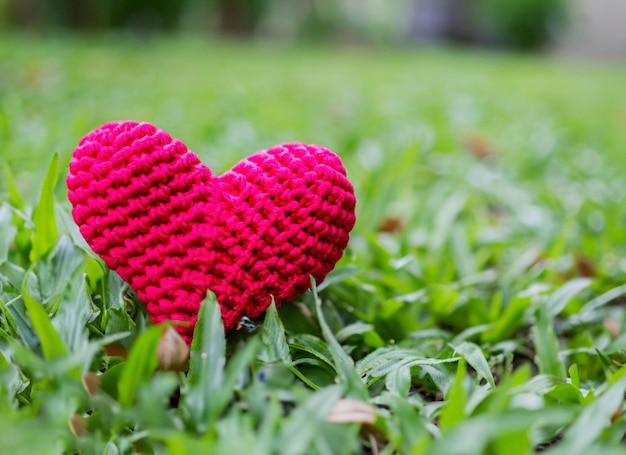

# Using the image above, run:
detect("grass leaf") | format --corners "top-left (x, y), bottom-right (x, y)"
top-left (29, 153), bottom-right (59, 263)
top-left (21, 282), bottom-right (71, 367)
top-left (482, 293), bottom-right (532, 343)
top-left (545, 278), bottom-right (592, 317)
top-left (260, 298), bottom-right (291, 363)
top-left (578, 283), bottom-right (626, 321)
top-left (312, 277), bottom-right (368, 399)
top-left (533, 305), bottom-right (566, 379)
top-left (317, 265), bottom-right (360, 292)
top-left (451, 341), bottom-right (495, 388)
top-left (0, 204), bottom-right (16, 264)
top-left (278, 385), bottom-right (342, 455)
top-left (544, 374), bottom-right (626, 455)
top-left (425, 408), bottom-right (575, 455)
top-left (439, 359), bottom-right (467, 431)
top-left (117, 325), bottom-right (163, 407)
top-left (182, 291), bottom-right (226, 430)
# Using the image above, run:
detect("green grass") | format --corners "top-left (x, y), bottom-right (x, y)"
top-left (1, 33), bottom-right (626, 454)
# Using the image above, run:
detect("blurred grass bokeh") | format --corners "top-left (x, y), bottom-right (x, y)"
top-left (2, 33), bottom-right (625, 234)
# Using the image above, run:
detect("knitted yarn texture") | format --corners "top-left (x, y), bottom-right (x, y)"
top-left (67, 121), bottom-right (356, 343)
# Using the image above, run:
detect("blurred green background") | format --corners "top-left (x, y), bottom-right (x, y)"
top-left (0, 0), bottom-right (569, 49)
top-left (0, 0), bottom-right (624, 261)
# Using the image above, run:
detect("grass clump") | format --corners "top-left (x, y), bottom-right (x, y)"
top-left (1, 34), bottom-right (625, 454)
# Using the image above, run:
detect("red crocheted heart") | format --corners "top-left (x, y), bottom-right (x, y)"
top-left (67, 121), bottom-right (356, 343)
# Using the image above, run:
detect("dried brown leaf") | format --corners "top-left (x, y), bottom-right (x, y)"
top-left (104, 343), bottom-right (128, 359)
top-left (68, 414), bottom-right (87, 438)
top-left (575, 255), bottom-right (597, 278)
top-left (157, 327), bottom-right (190, 371)
top-left (82, 371), bottom-right (100, 396)
top-left (463, 133), bottom-right (494, 160)
top-left (325, 399), bottom-right (376, 425)
top-left (378, 217), bottom-right (405, 234)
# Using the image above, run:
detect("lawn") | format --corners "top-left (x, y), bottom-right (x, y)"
top-left (1, 33), bottom-right (626, 454)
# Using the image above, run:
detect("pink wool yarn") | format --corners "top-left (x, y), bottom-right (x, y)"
top-left (67, 121), bottom-right (356, 343)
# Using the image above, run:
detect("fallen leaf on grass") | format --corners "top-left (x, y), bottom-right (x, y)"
top-left (378, 217), bottom-right (406, 234)
top-left (325, 399), bottom-right (376, 425)
top-left (104, 343), bottom-right (128, 359)
top-left (82, 371), bottom-right (100, 396)
top-left (157, 327), bottom-right (190, 371)
top-left (463, 133), bottom-right (494, 160)
top-left (68, 414), bottom-right (87, 438)
top-left (575, 255), bottom-right (597, 278)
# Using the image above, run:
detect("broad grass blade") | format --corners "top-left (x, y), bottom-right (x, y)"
top-left (182, 291), bottom-right (225, 430)
top-left (117, 325), bottom-right (162, 407)
top-left (544, 374), bottom-right (626, 455)
top-left (30, 154), bottom-right (59, 263)
top-left (260, 298), bottom-right (291, 363)
top-left (311, 277), bottom-right (367, 399)
top-left (451, 341), bottom-right (495, 388)
top-left (439, 359), bottom-right (467, 431)
top-left (534, 306), bottom-right (566, 379)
